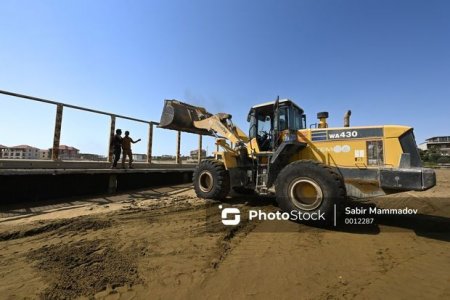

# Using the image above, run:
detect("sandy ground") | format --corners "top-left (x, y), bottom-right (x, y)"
top-left (0, 170), bottom-right (449, 299)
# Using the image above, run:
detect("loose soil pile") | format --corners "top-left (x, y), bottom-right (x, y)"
top-left (28, 239), bottom-right (141, 299)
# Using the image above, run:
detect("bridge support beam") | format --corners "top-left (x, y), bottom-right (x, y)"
top-left (108, 116), bottom-right (116, 163)
top-left (198, 134), bottom-right (202, 163)
top-left (147, 123), bottom-right (153, 163)
top-left (52, 104), bottom-right (64, 161)
top-left (108, 174), bottom-right (117, 193)
top-left (176, 131), bottom-right (181, 164)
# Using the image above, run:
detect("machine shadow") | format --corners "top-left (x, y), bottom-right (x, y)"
top-left (0, 184), bottom-right (193, 221)
top-left (224, 192), bottom-right (278, 207)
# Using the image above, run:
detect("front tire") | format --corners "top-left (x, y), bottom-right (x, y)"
top-left (275, 160), bottom-right (346, 224)
top-left (193, 160), bottom-right (230, 199)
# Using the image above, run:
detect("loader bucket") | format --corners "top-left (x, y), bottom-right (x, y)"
top-left (158, 99), bottom-right (213, 135)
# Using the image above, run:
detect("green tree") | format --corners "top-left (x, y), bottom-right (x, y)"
top-left (419, 149), bottom-right (428, 162)
top-left (426, 147), bottom-right (442, 163)
top-left (437, 156), bottom-right (450, 164)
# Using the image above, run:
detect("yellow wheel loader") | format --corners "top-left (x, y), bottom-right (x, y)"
top-left (159, 98), bottom-right (436, 220)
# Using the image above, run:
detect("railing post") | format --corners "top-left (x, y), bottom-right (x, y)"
top-left (198, 134), bottom-right (202, 164)
top-left (52, 104), bottom-right (63, 161)
top-left (147, 123), bottom-right (153, 163)
top-left (176, 131), bottom-right (181, 164)
top-left (108, 116), bottom-right (116, 162)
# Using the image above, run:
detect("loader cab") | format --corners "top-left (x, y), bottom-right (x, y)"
top-left (248, 99), bottom-right (306, 151)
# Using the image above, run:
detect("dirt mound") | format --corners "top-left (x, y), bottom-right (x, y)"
top-left (61, 218), bottom-right (113, 232)
top-left (0, 218), bottom-right (112, 241)
top-left (28, 239), bottom-right (141, 299)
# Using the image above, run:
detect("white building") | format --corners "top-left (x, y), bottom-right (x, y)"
top-left (419, 136), bottom-right (450, 156)
top-left (38, 149), bottom-right (50, 160)
top-left (132, 153), bottom-right (147, 162)
top-left (0, 144), bottom-right (7, 158)
top-left (51, 145), bottom-right (80, 160)
top-left (2, 145), bottom-right (40, 159)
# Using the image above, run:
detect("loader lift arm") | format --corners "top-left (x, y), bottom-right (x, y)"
top-left (193, 114), bottom-right (249, 145)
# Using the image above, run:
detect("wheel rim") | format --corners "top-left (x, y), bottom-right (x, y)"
top-left (289, 178), bottom-right (323, 210)
top-left (199, 171), bottom-right (214, 193)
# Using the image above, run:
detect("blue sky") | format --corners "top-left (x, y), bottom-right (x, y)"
top-left (0, 0), bottom-right (449, 156)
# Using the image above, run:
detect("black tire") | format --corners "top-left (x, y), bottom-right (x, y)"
top-left (232, 187), bottom-right (255, 195)
top-left (275, 160), bottom-right (346, 224)
top-left (193, 160), bottom-right (230, 199)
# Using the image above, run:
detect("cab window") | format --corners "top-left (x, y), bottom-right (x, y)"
top-left (289, 107), bottom-right (305, 130)
top-left (279, 107), bottom-right (288, 131)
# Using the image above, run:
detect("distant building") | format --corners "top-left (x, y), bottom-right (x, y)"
top-left (190, 149), bottom-right (206, 159)
top-left (0, 144), bottom-right (7, 158)
top-left (38, 149), bottom-right (50, 160)
top-left (160, 155), bottom-right (175, 160)
top-left (2, 145), bottom-right (40, 159)
top-left (419, 136), bottom-right (450, 156)
top-left (132, 153), bottom-right (147, 162)
top-left (0, 144), bottom-right (81, 160)
top-left (49, 145), bottom-right (80, 160)
top-left (79, 153), bottom-right (106, 161)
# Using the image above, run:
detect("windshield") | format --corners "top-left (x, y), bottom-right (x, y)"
top-left (257, 114), bottom-right (272, 133)
top-left (248, 102), bottom-right (305, 138)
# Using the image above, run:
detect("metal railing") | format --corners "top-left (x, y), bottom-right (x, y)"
top-left (0, 89), bottom-right (204, 164)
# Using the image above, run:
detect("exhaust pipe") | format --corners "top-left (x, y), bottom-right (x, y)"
top-left (344, 110), bottom-right (351, 127)
top-left (317, 112), bottom-right (329, 128)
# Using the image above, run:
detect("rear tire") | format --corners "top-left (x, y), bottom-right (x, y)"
top-left (275, 160), bottom-right (346, 224)
top-left (193, 160), bottom-right (230, 199)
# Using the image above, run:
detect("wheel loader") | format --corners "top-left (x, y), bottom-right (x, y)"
top-left (159, 98), bottom-right (436, 221)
